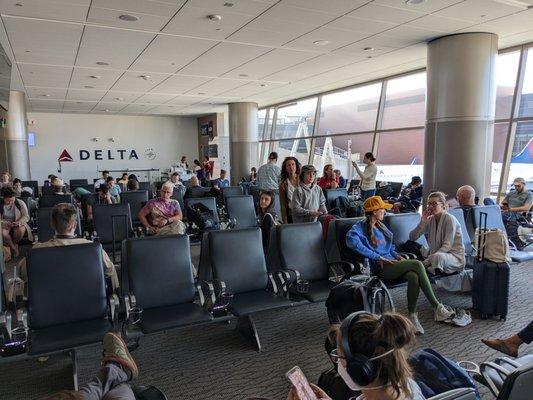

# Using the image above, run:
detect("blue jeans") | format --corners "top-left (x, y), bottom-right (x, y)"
top-left (361, 189), bottom-right (376, 200)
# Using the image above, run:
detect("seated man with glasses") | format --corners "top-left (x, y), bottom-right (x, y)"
top-left (500, 177), bottom-right (532, 250)
top-left (138, 181), bottom-right (186, 236)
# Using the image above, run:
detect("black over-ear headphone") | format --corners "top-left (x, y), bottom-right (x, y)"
top-left (340, 311), bottom-right (390, 387)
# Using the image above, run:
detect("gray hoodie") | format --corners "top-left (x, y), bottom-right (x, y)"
top-left (290, 182), bottom-right (327, 223)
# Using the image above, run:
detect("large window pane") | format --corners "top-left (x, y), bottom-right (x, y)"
top-left (375, 129), bottom-right (424, 185)
top-left (491, 123), bottom-right (509, 194)
top-left (318, 83), bottom-right (382, 135)
top-left (508, 122), bottom-right (533, 189)
top-left (519, 48), bottom-right (533, 117)
top-left (381, 73), bottom-right (426, 129)
top-left (258, 141), bottom-right (270, 167)
top-left (496, 51), bottom-right (520, 120)
top-left (264, 108), bottom-right (274, 140)
top-left (312, 133), bottom-right (374, 179)
top-left (272, 139), bottom-right (311, 167)
top-left (274, 98), bottom-right (317, 139)
top-left (258, 109), bottom-right (266, 139)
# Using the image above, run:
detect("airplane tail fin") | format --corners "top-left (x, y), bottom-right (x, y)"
top-left (511, 137), bottom-right (533, 164)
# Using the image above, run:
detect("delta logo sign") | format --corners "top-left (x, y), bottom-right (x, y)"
top-left (58, 148), bottom-right (141, 162)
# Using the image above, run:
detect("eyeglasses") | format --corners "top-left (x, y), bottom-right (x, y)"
top-left (427, 201), bottom-right (440, 207)
top-left (161, 190), bottom-right (173, 194)
top-left (329, 349), bottom-right (346, 364)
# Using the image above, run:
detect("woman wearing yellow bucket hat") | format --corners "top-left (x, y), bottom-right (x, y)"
top-left (345, 196), bottom-right (455, 335)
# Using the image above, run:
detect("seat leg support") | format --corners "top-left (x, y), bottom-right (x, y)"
top-left (71, 349), bottom-right (79, 391)
top-left (236, 315), bottom-right (261, 352)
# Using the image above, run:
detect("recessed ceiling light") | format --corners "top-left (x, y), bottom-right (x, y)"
top-left (119, 14), bottom-right (139, 22)
top-left (89, 75), bottom-right (102, 79)
top-left (76, 102), bottom-right (83, 104)
top-left (215, 28), bottom-right (221, 31)
top-left (24, 50), bottom-right (30, 53)
top-left (139, 75), bottom-right (151, 80)
top-left (207, 14), bottom-right (222, 21)
top-left (41, 94), bottom-right (50, 97)
top-left (15, 3), bottom-right (23, 6)
top-left (260, 84), bottom-right (268, 87)
top-left (480, 14), bottom-right (487, 17)
top-left (223, 2), bottom-right (234, 7)
top-left (198, 92), bottom-right (206, 95)
top-left (367, 56), bottom-right (373, 59)
top-left (405, 0), bottom-right (425, 4)
top-left (96, 61), bottom-right (109, 66)
top-left (84, 85), bottom-right (94, 89)
top-left (239, 74), bottom-right (249, 77)
top-left (313, 40), bottom-right (330, 46)
top-left (363, 47), bottom-right (374, 51)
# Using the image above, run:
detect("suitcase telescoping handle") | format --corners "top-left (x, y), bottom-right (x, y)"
top-left (477, 211), bottom-right (488, 262)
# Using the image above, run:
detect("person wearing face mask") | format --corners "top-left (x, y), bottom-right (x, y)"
top-left (290, 165), bottom-right (327, 223)
top-left (409, 192), bottom-right (465, 275)
top-left (351, 152), bottom-right (378, 200)
top-left (329, 311), bottom-right (424, 400)
top-left (345, 196), bottom-right (455, 335)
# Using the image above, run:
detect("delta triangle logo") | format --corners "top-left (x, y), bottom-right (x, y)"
top-left (58, 149), bottom-right (73, 162)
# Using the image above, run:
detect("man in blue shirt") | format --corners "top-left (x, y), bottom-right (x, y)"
top-left (214, 169), bottom-right (230, 188)
top-left (257, 152), bottom-right (281, 191)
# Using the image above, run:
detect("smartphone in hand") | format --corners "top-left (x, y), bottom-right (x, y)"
top-left (286, 366), bottom-right (319, 400)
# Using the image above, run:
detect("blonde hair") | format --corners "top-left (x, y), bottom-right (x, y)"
top-left (428, 191), bottom-right (447, 207)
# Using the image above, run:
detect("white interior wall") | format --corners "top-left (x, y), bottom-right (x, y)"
top-left (27, 112), bottom-right (198, 183)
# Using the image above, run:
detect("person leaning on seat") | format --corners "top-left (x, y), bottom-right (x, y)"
top-left (138, 181), bottom-right (186, 236)
top-left (345, 196), bottom-right (455, 335)
top-left (17, 203), bottom-right (119, 294)
top-left (408, 192), bottom-right (465, 275)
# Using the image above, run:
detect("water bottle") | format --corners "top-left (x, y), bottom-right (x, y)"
top-left (362, 258), bottom-right (371, 276)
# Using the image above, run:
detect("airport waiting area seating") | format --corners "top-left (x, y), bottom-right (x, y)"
top-left (93, 203), bottom-right (133, 260)
top-left (39, 193), bottom-right (74, 208)
top-left (325, 188), bottom-right (348, 210)
top-left (226, 195), bottom-right (257, 229)
top-left (120, 190), bottom-right (149, 227)
top-left (37, 207), bottom-right (82, 242)
top-left (184, 197), bottom-right (219, 225)
top-left (221, 185), bottom-right (244, 201)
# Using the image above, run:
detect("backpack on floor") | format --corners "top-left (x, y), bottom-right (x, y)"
top-left (187, 203), bottom-right (219, 231)
top-left (332, 196), bottom-right (364, 219)
top-left (409, 348), bottom-right (480, 399)
top-left (325, 275), bottom-right (394, 324)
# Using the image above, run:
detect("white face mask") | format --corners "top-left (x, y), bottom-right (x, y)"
top-left (337, 348), bottom-right (395, 391)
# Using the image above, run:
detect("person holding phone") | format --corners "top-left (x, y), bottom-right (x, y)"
top-left (0, 186), bottom-right (32, 257)
top-left (345, 196), bottom-right (455, 334)
top-left (409, 192), bottom-right (465, 275)
top-left (290, 165), bottom-right (327, 223)
top-left (351, 152), bottom-right (378, 200)
top-left (500, 177), bottom-right (532, 250)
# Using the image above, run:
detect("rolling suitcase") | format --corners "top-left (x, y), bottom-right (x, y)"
top-left (472, 212), bottom-right (510, 320)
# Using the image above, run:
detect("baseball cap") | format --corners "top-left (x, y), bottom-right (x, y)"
top-left (363, 196), bottom-right (393, 212)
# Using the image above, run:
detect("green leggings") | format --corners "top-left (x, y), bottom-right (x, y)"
top-left (379, 259), bottom-right (440, 313)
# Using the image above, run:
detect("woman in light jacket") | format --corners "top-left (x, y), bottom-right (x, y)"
top-left (278, 157), bottom-right (301, 224)
top-left (1, 186), bottom-right (32, 257)
top-left (290, 165), bottom-right (327, 223)
top-left (409, 191), bottom-right (465, 274)
top-left (351, 152), bottom-right (378, 200)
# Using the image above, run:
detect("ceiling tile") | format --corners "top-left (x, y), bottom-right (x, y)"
top-left (220, 81), bottom-right (286, 97)
top-left (62, 101), bottom-right (96, 112)
top-left (178, 42), bottom-right (271, 76)
top-left (461, 8), bottom-right (533, 37)
top-left (3, 17), bottom-right (83, 65)
top-left (75, 26), bottom-right (156, 69)
top-left (167, 95), bottom-right (206, 105)
top-left (334, 39), bottom-right (398, 56)
top-left (0, 0), bottom-right (91, 21)
top-left (227, 26), bottom-right (305, 47)
top-left (406, 14), bottom-right (474, 32)
top-left (259, 3), bottom-right (338, 25)
top-left (26, 87), bottom-right (67, 100)
top-left (347, 3), bottom-right (424, 24)
top-left (163, 4), bottom-right (255, 40)
top-left (87, 7), bottom-right (173, 31)
top-left (29, 99), bottom-right (65, 109)
top-left (151, 75), bottom-right (210, 94)
top-left (433, 0), bottom-right (523, 24)
top-left (184, 78), bottom-right (246, 96)
top-left (282, 0), bottom-right (368, 14)
top-left (130, 35), bottom-right (216, 74)
top-left (223, 48), bottom-right (317, 79)
top-left (325, 16), bottom-right (397, 35)
top-left (186, 0), bottom-right (274, 16)
top-left (93, 101), bottom-right (127, 112)
top-left (18, 64), bottom-right (73, 87)
top-left (284, 26), bottom-right (371, 51)
top-left (119, 103), bottom-right (152, 113)
top-left (66, 88), bottom-right (107, 101)
top-left (110, 71), bottom-right (169, 92)
top-left (100, 91), bottom-right (143, 103)
top-left (90, 0), bottom-right (186, 17)
top-left (69, 67), bottom-right (124, 90)
top-left (376, 25), bottom-right (444, 46)
top-left (133, 93), bottom-right (177, 104)
top-left (373, 0), bottom-right (464, 14)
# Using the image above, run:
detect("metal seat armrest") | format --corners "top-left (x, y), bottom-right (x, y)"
top-left (276, 268), bottom-right (300, 297)
top-left (198, 280), bottom-right (216, 308)
top-left (399, 252), bottom-right (417, 260)
top-left (123, 294), bottom-right (136, 321)
top-left (328, 261), bottom-right (355, 282)
top-left (480, 361), bottom-right (511, 397)
top-left (108, 294), bottom-right (119, 328)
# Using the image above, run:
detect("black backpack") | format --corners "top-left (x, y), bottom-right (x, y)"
top-left (325, 276), bottom-right (394, 324)
top-left (332, 196), bottom-right (364, 219)
top-left (317, 367), bottom-right (360, 400)
top-left (187, 203), bottom-right (219, 231)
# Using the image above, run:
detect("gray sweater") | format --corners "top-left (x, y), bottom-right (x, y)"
top-left (290, 182), bottom-right (327, 223)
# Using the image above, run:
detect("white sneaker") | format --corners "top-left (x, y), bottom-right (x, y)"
top-left (450, 309), bottom-right (472, 327)
top-left (409, 313), bottom-right (425, 335)
top-left (434, 303), bottom-right (455, 322)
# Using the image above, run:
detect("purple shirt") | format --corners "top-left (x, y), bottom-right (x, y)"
top-left (141, 198), bottom-right (181, 220)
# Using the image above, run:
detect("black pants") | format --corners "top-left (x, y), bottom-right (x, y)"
top-left (518, 320), bottom-right (533, 344)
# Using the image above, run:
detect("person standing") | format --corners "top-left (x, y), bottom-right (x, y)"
top-left (352, 152), bottom-right (378, 200)
top-left (257, 152), bottom-right (281, 192)
top-left (290, 165), bottom-right (327, 223)
top-left (279, 157), bottom-right (301, 224)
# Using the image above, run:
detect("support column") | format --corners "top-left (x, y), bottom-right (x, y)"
top-left (425, 33), bottom-right (497, 200)
top-left (228, 102), bottom-right (258, 185)
top-left (0, 91), bottom-right (30, 179)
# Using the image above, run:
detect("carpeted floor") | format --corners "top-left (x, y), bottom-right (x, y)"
top-left (0, 246), bottom-right (531, 400)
